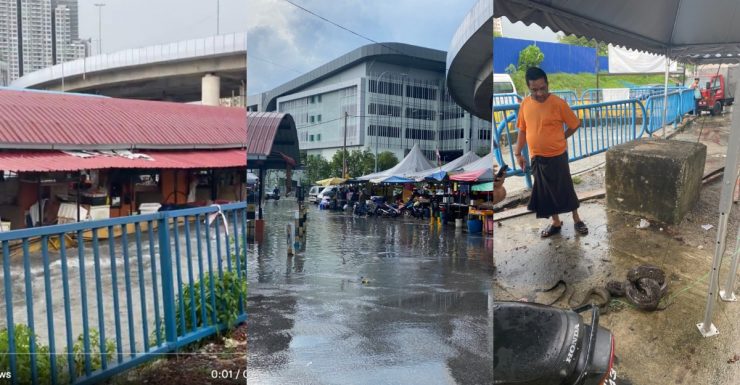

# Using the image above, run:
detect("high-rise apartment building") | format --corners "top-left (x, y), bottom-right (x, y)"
top-left (54, 2), bottom-right (85, 63)
top-left (0, 0), bottom-right (84, 81)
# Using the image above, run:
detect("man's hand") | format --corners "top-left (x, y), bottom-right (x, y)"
top-left (515, 153), bottom-right (526, 171)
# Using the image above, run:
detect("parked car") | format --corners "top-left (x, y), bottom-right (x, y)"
top-left (308, 185), bottom-right (322, 204)
top-left (316, 186), bottom-right (339, 202)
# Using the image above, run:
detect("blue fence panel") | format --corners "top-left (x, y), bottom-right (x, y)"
top-left (0, 203), bottom-right (247, 384)
top-left (551, 90), bottom-right (579, 105)
top-left (494, 37), bottom-right (606, 74)
top-left (644, 91), bottom-right (683, 135)
top-left (494, 100), bottom-right (647, 187)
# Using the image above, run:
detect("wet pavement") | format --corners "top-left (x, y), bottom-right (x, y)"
top-left (494, 111), bottom-right (740, 384)
top-left (247, 200), bottom-right (494, 385)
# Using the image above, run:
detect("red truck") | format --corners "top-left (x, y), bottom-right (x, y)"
top-left (696, 67), bottom-right (736, 115)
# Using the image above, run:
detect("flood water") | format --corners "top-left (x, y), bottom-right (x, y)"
top-left (247, 199), bottom-right (494, 385)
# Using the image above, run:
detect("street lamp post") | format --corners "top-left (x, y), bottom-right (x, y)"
top-left (94, 3), bottom-right (105, 55)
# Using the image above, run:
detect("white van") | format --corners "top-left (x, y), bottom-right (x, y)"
top-left (308, 185), bottom-right (322, 204)
top-left (494, 73), bottom-right (517, 95)
top-left (317, 186), bottom-right (339, 202)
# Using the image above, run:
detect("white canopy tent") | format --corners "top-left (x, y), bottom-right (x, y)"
top-left (406, 151), bottom-right (481, 181)
top-left (357, 144), bottom-right (436, 182)
top-left (495, 0), bottom-right (740, 337)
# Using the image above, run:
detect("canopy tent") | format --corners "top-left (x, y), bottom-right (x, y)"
top-left (406, 151), bottom-right (481, 181)
top-left (495, 0), bottom-right (740, 338)
top-left (450, 168), bottom-right (493, 182)
top-left (448, 152), bottom-right (497, 182)
top-left (247, 172), bottom-right (259, 185)
top-left (315, 177), bottom-right (347, 186)
top-left (370, 176), bottom-right (416, 184)
top-left (357, 144), bottom-right (435, 182)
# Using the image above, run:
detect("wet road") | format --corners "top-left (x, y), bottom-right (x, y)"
top-left (247, 199), bottom-right (494, 385)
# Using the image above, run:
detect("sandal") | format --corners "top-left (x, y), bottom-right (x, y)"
top-left (540, 224), bottom-right (562, 238)
top-left (575, 221), bottom-right (589, 235)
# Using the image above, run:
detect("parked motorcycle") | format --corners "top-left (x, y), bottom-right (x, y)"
top-left (374, 200), bottom-right (400, 217)
top-left (494, 301), bottom-right (617, 385)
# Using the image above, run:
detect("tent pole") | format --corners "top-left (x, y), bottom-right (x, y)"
top-left (698, 78), bottom-right (740, 336)
top-left (718, 77), bottom-right (740, 302)
top-left (719, 221), bottom-right (740, 302)
top-left (662, 50), bottom-right (670, 139)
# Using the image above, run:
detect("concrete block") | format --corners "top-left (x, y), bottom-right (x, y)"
top-left (605, 139), bottom-right (706, 224)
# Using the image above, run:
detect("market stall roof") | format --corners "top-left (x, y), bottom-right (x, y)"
top-left (0, 149), bottom-right (246, 172)
top-left (315, 177), bottom-right (347, 186)
top-left (246, 112), bottom-right (300, 169)
top-left (369, 176), bottom-right (416, 184)
top-left (357, 144), bottom-right (435, 181)
top-left (0, 88), bottom-right (245, 150)
top-left (407, 151), bottom-right (481, 181)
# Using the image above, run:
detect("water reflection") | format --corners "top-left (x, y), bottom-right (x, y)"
top-left (247, 200), bottom-right (493, 385)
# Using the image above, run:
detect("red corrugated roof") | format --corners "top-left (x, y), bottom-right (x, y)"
top-left (0, 149), bottom-right (246, 172)
top-left (0, 89), bottom-right (246, 149)
top-left (246, 111), bottom-right (285, 157)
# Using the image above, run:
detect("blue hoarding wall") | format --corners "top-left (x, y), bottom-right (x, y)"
top-left (494, 37), bottom-right (609, 74)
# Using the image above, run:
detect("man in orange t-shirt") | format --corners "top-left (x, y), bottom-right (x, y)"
top-left (514, 67), bottom-right (588, 238)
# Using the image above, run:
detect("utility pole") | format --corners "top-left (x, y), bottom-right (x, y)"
top-left (94, 3), bottom-right (105, 55)
top-left (343, 111), bottom-right (348, 178)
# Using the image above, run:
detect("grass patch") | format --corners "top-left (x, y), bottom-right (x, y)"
top-left (511, 72), bottom-right (678, 97)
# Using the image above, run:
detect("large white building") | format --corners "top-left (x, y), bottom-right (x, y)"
top-left (249, 43), bottom-right (492, 164)
top-left (54, 2), bottom-right (87, 64)
top-left (0, 0), bottom-right (84, 81)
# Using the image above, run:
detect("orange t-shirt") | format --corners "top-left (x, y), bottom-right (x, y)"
top-left (517, 94), bottom-right (580, 157)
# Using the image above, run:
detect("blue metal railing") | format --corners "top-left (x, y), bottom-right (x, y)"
top-left (570, 99), bottom-right (647, 160)
top-left (0, 203), bottom-right (247, 384)
top-left (492, 93), bottom-right (521, 106)
top-left (550, 90), bottom-right (580, 105)
top-left (643, 90), bottom-right (683, 135)
top-left (494, 99), bottom-right (649, 187)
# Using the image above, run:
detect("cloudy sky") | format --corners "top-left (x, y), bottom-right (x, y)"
top-left (246, 0), bottom-right (481, 95)
top-left (78, 0), bottom-right (247, 54)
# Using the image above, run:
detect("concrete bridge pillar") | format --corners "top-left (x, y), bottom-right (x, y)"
top-left (202, 73), bottom-right (220, 106)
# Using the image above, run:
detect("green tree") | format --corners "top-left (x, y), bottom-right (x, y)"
top-left (329, 149), bottom-right (377, 178)
top-left (518, 44), bottom-right (545, 71)
top-left (377, 151), bottom-right (399, 171)
top-left (303, 154), bottom-right (332, 185)
top-left (558, 34), bottom-right (608, 56)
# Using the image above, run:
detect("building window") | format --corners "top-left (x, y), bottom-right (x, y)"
top-left (310, 134), bottom-right (315, 142)
top-left (406, 84), bottom-right (437, 100)
top-left (405, 108), bottom-right (437, 121)
top-left (317, 94), bottom-right (322, 103)
top-left (478, 129), bottom-right (492, 141)
top-left (367, 125), bottom-right (401, 138)
top-left (317, 114), bottom-right (322, 122)
top-left (405, 128), bottom-right (436, 141)
top-left (368, 103), bottom-right (401, 117)
top-left (310, 96), bottom-right (315, 104)
top-left (369, 79), bottom-right (403, 96)
top-left (439, 129), bottom-right (465, 140)
top-left (310, 116), bottom-right (315, 123)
